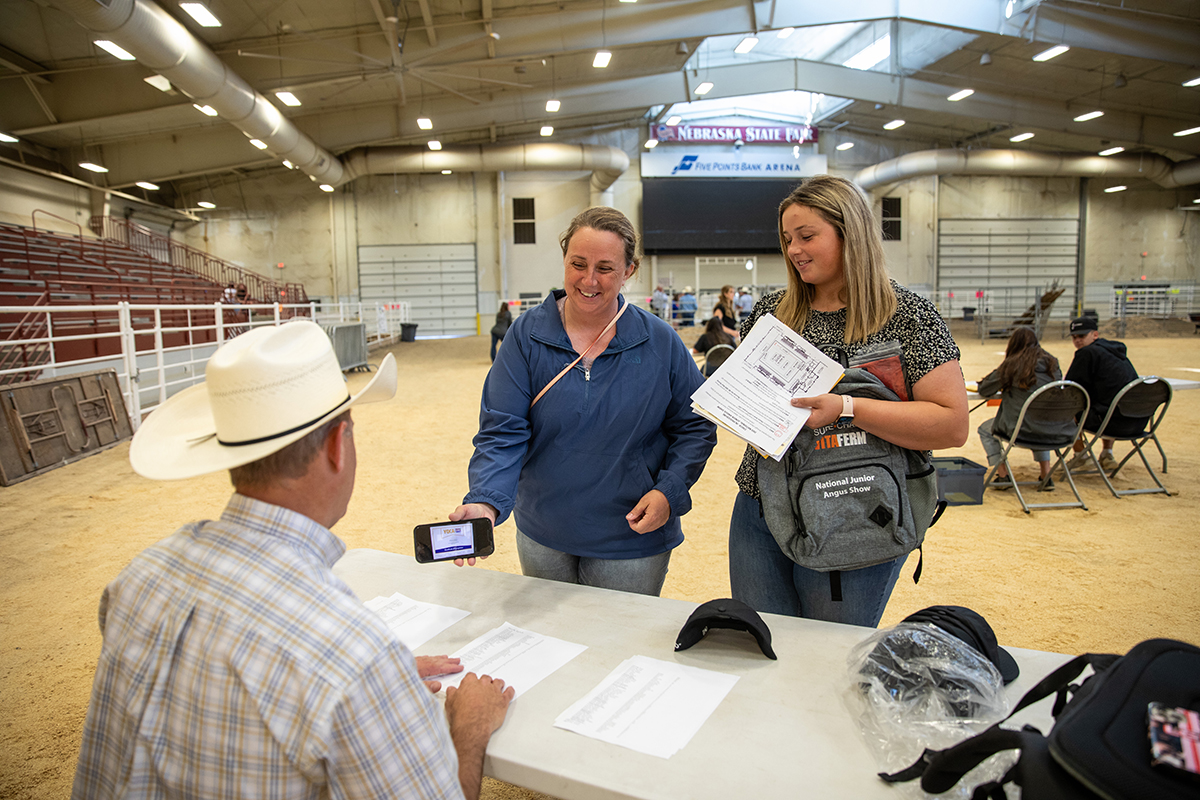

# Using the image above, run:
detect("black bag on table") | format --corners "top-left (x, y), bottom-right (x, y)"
top-left (881, 638), bottom-right (1200, 799)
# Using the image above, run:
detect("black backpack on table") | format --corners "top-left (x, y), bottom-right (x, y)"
top-left (882, 638), bottom-right (1200, 799)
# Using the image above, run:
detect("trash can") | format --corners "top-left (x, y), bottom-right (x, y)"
top-left (962, 307), bottom-right (976, 321)
top-left (400, 322), bottom-right (418, 342)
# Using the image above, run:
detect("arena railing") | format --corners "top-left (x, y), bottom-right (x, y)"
top-left (0, 299), bottom-right (409, 428)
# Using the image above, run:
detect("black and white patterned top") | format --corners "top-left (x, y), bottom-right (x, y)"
top-left (734, 280), bottom-right (961, 498)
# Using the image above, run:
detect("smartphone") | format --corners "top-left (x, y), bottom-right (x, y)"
top-left (413, 518), bottom-right (495, 563)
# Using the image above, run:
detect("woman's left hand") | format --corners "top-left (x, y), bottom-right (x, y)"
top-left (626, 489), bottom-right (671, 533)
top-left (791, 393), bottom-right (843, 429)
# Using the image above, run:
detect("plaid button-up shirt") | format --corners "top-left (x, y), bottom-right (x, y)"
top-left (72, 494), bottom-right (463, 799)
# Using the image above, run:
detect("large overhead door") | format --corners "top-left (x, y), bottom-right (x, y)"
top-left (358, 244), bottom-right (477, 337)
top-left (938, 219), bottom-right (1078, 320)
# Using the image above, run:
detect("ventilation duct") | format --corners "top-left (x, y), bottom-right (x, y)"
top-left (341, 144), bottom-right (631, 203)
top-left (48, 0), bottom-right (343, 184)
top-left (856, 149), bottom-right (1200, 192)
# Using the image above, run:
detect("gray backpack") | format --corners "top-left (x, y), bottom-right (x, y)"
top-left (757, 368), bottom-right (944, 579)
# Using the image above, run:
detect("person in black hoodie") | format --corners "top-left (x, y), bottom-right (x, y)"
top-left (1064, 316), bottom-right (1146, 472)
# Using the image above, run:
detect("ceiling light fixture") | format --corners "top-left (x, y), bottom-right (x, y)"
top-left (135, 181), bottom-right (160, 190)
top-left (1184, 77), bottom-right (1200, 88)
top-left (1103, 185), bottom-right (1126, 193)
top-left (979, 52), bottom-right (992, 66)
top-left (593, 51), bottom-right (612, 68)
top-left (1010, 132), bottom-right (1035, 142)
top-left (1113, 74), bottom-right (1127, 89)
top-left (144, 75), bottom-right (172, 92)
top-left (249, 139), bottom-right (268, 150)
top-left (1098, 146), bottom-right (1125, 156)
top-left (79, 162), bottom-right (109, 173)
top-left (1074, 110), bottom-right (1104, 122)
top-left (836, 142), bottom-right (855, 151)
top-left (441, 169), bottom-right (452, 174)
top-left (947, 89), bottom-right (975, 102)
top-left (282, 160), bottom-right (294, 169)
top-left (694, 81), bottom-right (714, 95)
top-left (275, 91), bottom-right (301, 107)
top-left (197, 200), bottom-right (216, 208)
top-left (417, 117), bottom-right (433, 130)
top-left (0, 133), bottom-right (18, 143)
top-left (1032, 45), bottom-right (1069, 62)
top-left (1174, 126), bottom-right (1200, 137)
top-left (666, 115), bottom-right (682, 126)
top-left (843, 34), bottom-right (890, 71)
top-left (94, 40), bottom-right (135, 61)
top-left (645, 139), bottom-right (658, 149)
top-left (777, 27), bottom-right (794, 39)
top-left (676, 41), bottom-right (689, 55)
top-left (179, 3), bottom-right (222, 27)
top-left (734, 36), bottom-right (758, 55)
top-left (319, 184), bottom-right (334, 192)
top-left (883, 119), bottom-right (905, 130)
top-left (540, 126), bottom-right (554, 136)
top-left (193, 104), bottom-right (218, 116)
top-left (428, 140), bottom-right (442, 150)
top-left (546, 99), bottom-right (560, 113)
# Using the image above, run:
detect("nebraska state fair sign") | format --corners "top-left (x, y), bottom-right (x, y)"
top-left (653, 123), bottom-right (818, 144)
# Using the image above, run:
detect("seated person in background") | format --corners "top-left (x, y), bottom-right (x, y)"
top-left (692, 316), bottom-right (737, 376)
top-left (977, 327), bottom-right (1074, 490)
top-left (711, 284), bottom-right (740, 338)
top-left (1064, 316), bottom-right (1146, 473)
top-left (735, 286), bottom-right (755, 323)
top-left (73, 321), bottom-right (513, 800)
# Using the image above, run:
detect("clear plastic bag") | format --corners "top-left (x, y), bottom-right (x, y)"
top-left (843, 623), bottom-right (1017, 799)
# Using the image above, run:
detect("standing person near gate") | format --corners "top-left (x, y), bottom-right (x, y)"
top-left (490, 301), bottom-right (513, 362)
top-left (73, 322), bottom-right (514, 800)
top-left (450, 206), bottom-right (716, 596)
top-left (729, 175), bottom-right (968, 627)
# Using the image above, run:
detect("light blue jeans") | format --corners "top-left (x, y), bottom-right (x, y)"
top-left (728, 492), bottom-right (905, 627)
top-left (978, 418), bottom-right (1050, 465)
top-left (515, 528), bottom-right (671, 597)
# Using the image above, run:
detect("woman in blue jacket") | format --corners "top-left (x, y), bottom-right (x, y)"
top-left (449, 207), bottom-right (717, 595)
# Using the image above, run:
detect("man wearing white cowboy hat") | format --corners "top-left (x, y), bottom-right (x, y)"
top-left (73, 321), bottom-right (513, 800)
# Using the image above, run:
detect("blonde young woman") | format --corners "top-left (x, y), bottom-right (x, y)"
top-left (729, 175), bottom-right (968, 626)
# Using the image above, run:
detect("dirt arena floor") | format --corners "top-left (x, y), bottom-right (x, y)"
top-left (3, 319), bottom-right (1199, 799)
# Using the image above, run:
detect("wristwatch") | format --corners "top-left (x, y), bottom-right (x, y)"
top-left (839, 394), bottom-right (855, 420)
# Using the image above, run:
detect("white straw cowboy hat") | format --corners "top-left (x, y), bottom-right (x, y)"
top-left (130, 320), bottom-right (396, 480)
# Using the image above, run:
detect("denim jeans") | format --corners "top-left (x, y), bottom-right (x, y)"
top-left (515, 528), bottom-right (670, 596)
top-left (728, 492), bottom-right (905, 627)
top-left (978, 418), bottom-right (1050, 465)
top-left (490, 333), bottom-right (502, 362)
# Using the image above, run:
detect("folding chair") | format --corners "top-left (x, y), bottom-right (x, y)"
top-left (702, 343), bottom-right (735, 377)
top-left (1075, 376), bottom-right (1173, 498)
top-left (984, 380), bottom-right (1090, 514)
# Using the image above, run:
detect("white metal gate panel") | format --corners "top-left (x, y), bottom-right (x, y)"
top-left (938, 218), bottom-right (1078, 319)
top-left (358, 243), bottom-right (477, 337)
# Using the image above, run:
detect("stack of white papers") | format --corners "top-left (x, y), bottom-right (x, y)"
top-left (554, 656), bottom-right (739, 758)
top-left (439, 622), bottom-right (588, 698)
top-left (690, 313), bottom-right (844, 460)
top-left (364, 591), bottom-right (470, 649)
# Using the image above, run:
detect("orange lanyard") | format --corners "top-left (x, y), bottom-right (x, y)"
top-left (531, 300), bottom-right (629, 408)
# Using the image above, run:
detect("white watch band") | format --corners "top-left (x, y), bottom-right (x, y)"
top-left (841, 394), bottom-right (855, 419)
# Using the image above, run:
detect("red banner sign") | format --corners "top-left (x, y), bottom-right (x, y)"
top-left (653, 124), bottom-right (818, 144)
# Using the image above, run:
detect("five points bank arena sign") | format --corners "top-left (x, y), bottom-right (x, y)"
top-left (653, 123), bottom-right (818, 144)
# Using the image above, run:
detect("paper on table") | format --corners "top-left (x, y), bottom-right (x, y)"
top-left (439, 622), bottom-right (587, 698)
top-left (689, 313), bottom-right (844, 460)
top-left (363, 591), bottom-right (470, 650)
top-left (554, 655), bottom-right (739, 759)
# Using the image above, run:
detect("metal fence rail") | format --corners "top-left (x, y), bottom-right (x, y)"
top-left (0, 300), bottom-right (409, 429)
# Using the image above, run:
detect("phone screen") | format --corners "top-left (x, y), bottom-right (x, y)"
top-left (414, 518), bottom-right (495, 563)
top-left (429, 522), bottom-right (476, 559)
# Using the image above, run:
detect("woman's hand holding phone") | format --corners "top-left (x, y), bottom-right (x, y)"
top-left (447, 503), bottom-right (498, 566)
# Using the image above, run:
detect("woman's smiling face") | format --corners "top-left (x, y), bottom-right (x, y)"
top-left (563, 227), bottom-right (633, 317)
top-left (781, 203), bottom-right (845, 295)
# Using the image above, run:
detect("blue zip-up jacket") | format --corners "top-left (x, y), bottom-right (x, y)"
top-left (464, 291), bottom-right (717, 559)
